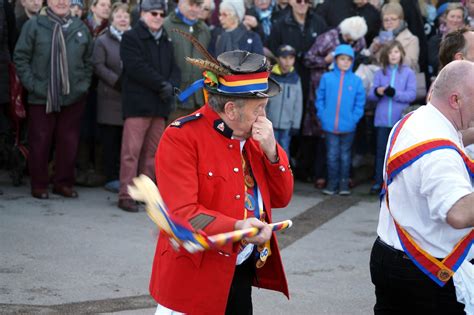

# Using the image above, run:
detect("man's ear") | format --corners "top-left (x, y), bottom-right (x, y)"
top-left (454, 52), bottom-right (464, 61)
top-left (224, 102), bottom-right (238, 120)
top-left (449, 93), bottom-right (461, 110)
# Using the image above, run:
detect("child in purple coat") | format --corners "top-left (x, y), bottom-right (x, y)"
top-left (368, 40), bottom-right (416, 194)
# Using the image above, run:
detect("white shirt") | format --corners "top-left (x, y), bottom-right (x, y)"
top-left (377, 104), bottom-right (473, 258)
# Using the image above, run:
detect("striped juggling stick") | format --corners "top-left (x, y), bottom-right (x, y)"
top-left (128, 174), bottom-right (293, 253)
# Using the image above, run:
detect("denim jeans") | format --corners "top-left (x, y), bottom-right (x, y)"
top-left (374, 127), bottom-right (392, 186)
top-left (273, 128), bottom-right (291, 158)
top-left (325, 132), bottom-right (355, 190)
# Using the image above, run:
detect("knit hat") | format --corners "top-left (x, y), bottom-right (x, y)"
top-left (339, 16), bottom-right (368, 41)
top-left (70, 0), bottom-right (84, 8)
top-left (141, 0), bottom-right (166, 12)
top-left (220, 0), bottom-right (245, 22)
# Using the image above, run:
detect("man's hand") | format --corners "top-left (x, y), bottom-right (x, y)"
top-left (252, 116), bottom-right (278, 162)
top-left (234, 217), bottom-right (272, 245)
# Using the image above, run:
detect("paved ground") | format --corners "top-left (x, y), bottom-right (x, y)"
top-left (0, 171), bottom-right (380, 314)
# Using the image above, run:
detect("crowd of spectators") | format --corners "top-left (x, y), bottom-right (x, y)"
top-left (0, 0), bottom-right (474, 206)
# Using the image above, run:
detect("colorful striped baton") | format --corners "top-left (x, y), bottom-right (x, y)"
top-left (128, 175), bottom-right (293, 253)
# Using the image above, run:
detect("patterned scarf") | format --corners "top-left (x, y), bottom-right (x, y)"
top-left (46, 8), bottom-right (72, 113)
top-left (254, 4), bottom-right (274, 38)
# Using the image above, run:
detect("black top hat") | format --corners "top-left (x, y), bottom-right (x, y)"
top-left (177, 48), bottom-right (281, 101)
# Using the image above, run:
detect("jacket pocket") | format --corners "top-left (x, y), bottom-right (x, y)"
top-left (197, 166), bottom-right (227, 205)
top-left (161, 240), bottom-right (204, 269)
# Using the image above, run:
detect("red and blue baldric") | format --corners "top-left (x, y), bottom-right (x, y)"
top-left (381, 112), bottom-right (474, 287)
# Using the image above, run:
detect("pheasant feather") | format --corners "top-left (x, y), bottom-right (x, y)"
top-left (185, 57), bottom-right (232, 76)
top-left (172, 28), bottom-right (219, 65)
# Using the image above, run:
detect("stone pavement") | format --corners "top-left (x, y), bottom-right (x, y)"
top-left (0, 171), bottom-right (380, 314)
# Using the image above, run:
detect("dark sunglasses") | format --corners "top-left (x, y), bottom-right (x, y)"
top-left (295, 0), bottom-right (310, 4)
top-left (149, 11), bottom-right (165, 17)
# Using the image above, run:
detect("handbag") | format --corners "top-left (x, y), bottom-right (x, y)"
top-left (415, 72), bottom-right (427, 103)
top-left (7, 62), bottom-right (28, 159)
top-left (8, 62), bottom-right (26, 122)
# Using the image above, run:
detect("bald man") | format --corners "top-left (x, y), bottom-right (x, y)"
top-left (370, 60), bottom-right (474, 314)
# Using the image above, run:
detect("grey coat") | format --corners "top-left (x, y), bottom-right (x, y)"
top-left (267, 69), bottom-right (303, 130)
top-left (92, 30), bottom-right (123, 126)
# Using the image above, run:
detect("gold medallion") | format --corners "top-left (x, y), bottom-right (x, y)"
top-left (244, 174), bottom-right (255, 187)
top-left (437, 269), bottom-right (452, 282)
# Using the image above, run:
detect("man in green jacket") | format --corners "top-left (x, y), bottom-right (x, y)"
top-left (163, 0), bottom-right (210, 122)
top-left (14, 0), bottom-right (93, 199)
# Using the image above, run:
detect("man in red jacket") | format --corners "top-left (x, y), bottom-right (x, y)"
top-left (150, 50), bottom-right (294, 314)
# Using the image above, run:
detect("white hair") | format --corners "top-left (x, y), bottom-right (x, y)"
top-left (339, 16), bottom-right (368, 41)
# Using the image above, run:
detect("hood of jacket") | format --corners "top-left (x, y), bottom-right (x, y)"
top-left (333, 44), bottom-right (354, 72)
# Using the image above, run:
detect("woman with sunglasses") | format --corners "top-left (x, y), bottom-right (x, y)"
top-left (210, 0), bottom-right (263, 56)
top-left (117, 0), bottom-right (180, 212)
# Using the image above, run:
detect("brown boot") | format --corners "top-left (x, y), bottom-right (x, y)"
top-left (118, 199), bottom-right (139, 213)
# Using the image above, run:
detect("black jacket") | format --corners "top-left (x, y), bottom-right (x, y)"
top-left (355, 3), bottom-right (381, 47)
top-left (120, 20), bottom-right (180, 119)
top-left (315, 0), bottom-right (353, 28)
top-left (267, 9), bottom-right (327, 100)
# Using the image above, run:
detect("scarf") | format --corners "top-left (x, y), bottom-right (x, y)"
top-left (175, 7), bottom-right (197, 26)
top-left (109, 25), bottom-right (129, 42)
top-left (139, 19), bottom-right (163, 44)
top-left (254, 4), bottom-right (274, 38)
top-left (46, 8), bottom-right (72, 113)
top-left (391, 20), bottom-right (407, 38)
top-left (216, 23), bottom-right (247, 56)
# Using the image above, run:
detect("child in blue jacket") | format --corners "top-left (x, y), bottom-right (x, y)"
top-left (316, 44), bottom-right (366, 195)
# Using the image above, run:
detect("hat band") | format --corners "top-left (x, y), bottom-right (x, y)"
top-left (217, 72), bottom-right (269, 94)
top-left (178, 71), bottom-right (270, 101)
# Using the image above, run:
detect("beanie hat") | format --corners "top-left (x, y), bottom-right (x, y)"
top-left (339, 16), bottom-right (368, 41)
top-left (141, 0), bottom-right (166, 12)
top-left (220, 0), bottom-right (245, 22)
top-left (71, 0), bottom-right (84, 8)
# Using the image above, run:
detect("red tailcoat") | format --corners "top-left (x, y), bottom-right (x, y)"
top-left (149, 104), bottom-right (294, 314)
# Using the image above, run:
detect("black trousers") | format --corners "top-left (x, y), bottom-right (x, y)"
top-left (370, 237), bottom-right (465, 315)
top-left (225, 256), bottom-right (255, 315)
top-left (99, 124), bottom-right (122, 182)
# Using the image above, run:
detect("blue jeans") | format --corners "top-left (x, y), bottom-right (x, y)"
top-left (325, 132), bottom-right (355, 190)
top-left (274, 128), bottom-right (291, 158)
top-left (374, 127), bottom-right (392, 186)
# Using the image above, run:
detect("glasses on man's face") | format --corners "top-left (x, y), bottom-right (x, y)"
top-left (149, 11), bottom-right (165, 18)
top-left (219, 12), bottom-right (229, 17)
top-left (295, 0), bottom-right (310, 4)
top-left (383, 17), bottom-right (399, 23)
